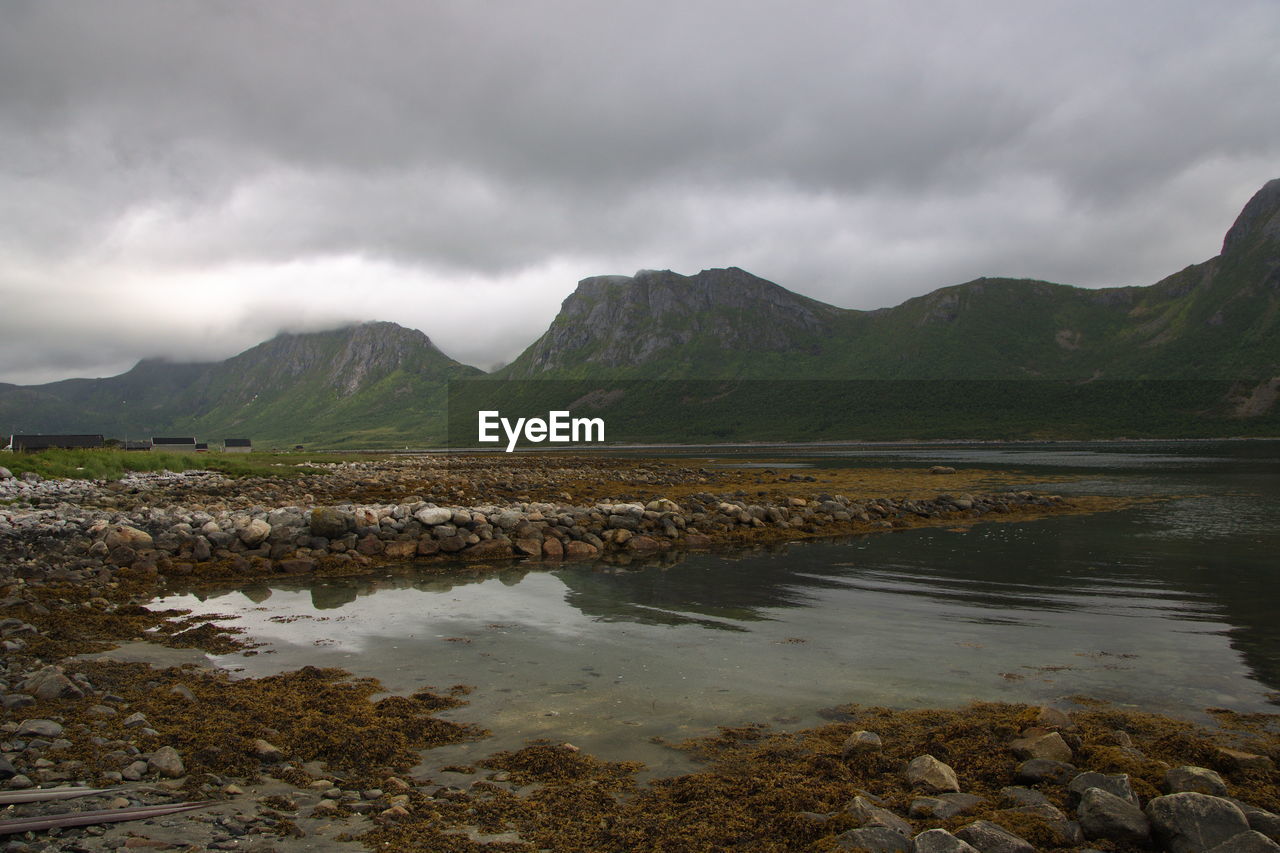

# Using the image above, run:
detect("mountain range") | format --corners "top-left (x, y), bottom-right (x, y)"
top-left (4, 179), bottom-right (1278, 447)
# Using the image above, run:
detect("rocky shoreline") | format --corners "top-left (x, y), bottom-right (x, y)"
top-left (2, 455), bottom-right (1276, 851)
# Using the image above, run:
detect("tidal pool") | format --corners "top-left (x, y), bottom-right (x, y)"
top-left (151, 440), bottom-right (1280, 776)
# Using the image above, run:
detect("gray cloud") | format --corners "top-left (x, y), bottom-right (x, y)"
top-left (1, 0), bottom-right (1278, 381)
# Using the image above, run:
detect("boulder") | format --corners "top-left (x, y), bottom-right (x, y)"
top-left (832, 826), bottom-right (910, 852)
top-left (15, 719), bottom-right (63, 738)
top-left (1068, 771), bottom-right (1137, 806)
top-left (954, 820), bottom-right (1034, 853)
top-left (842, 730), bottom-right (883, 757)
top-left (1165, 765), bottom-right (1228, 796)
top-left (1216, 747), bottom-right (1276, 772)
top-left (1009, 730), bottom-right (1072, 762)
top-left (22, 666), bottom-right (84, 700)
top-left (1206, 831), bottom-right (1280, 852)
top-left (911, 829), bottom-right (979, 853)
top-left (564, 540), bottom-right (599, 559)
top-left (237, 518), bottom-right (271, 546)
top-left (414, 507), bottom-right (453, 527)
top-left (843, 795), bottom-right (911, 837)
top-left (1146, 792), bottom-right (1251, 853)
top-left (309, 507), bottom-right (352, 538)
top-left (383, 540), bottom-right (418, 559)
top-left (909, 793), bottom-right (984, 820)
top-left (1014, 758), bottom-right (1076, 785)
top-left (1077, 787), bottom-right (1151, 843)
top-left (104, 525), bottom-right (153, 550)
top-left (905, 754), bottom-right (960, 793)
top-left (148, 746), bottom-right (185, 778)
top-left (462, 539), bottom-right (513, 560)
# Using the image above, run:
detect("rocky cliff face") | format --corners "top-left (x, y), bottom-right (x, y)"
top-left (503, 267), bottom-right (841, 376)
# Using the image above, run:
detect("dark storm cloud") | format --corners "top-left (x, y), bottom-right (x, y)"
top-left (1, 0), bottom-right (1278, 380)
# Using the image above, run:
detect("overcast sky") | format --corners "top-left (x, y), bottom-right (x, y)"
top-left (2, 1), bottom-right (1278, 383)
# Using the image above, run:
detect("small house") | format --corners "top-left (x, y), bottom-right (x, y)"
top-left (151, 437), bottom-right (197, 453)
top-left (122, 440), bottom-right (152, 451)
top-left (223, 438), bottom-right (252, 453)
top-left (10, 434), bottom-right (105, 452)
top-left (195, 442), bottom-right (209, 452)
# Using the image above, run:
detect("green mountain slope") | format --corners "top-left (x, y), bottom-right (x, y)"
top-left (2, 322), bottom-right (482, 447)
top-left (498, 178), bottom-right (1279, 382)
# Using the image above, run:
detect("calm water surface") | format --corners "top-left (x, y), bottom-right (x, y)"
top-left (153, 440), bottom-right (1280, 775)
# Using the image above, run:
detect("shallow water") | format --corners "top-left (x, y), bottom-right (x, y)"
top-left (152, 440), bottom-right (1280, 775)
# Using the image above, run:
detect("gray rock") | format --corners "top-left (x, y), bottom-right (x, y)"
top-left (909, 793), bottom-right (984, 820)
top-left (0, 467), bottom-right (12, 479)
top-left (147, 745), bottom-right (185, 778)
top-left (954, 820), bottom-right (1034, 853)
top-left (844, 795), bottom-right (912, 837)
top-left (834, 826), bottom-right (911, 852)
top-left (414, 507), bottom-right (453, 527)
top-left (122, 711), bottom-right (148, 728)
top-left (1227, 799), bottom-right (1280, 842)
top-left (842, 730), bottom-right (883, 757)
top-left (309, 507), bottom-right (353, 538)
top-left (1166, 765), bottom-right (1229, 796)
top-left (237, 518), bottom-right (271, 546)
top-left (1146, 792), bottom-right (1250, 853)
top-left (1009, 730), bottom-right (1072, 762)
top-left (994, 803), bottom-right (1082, 847)
top-left (15, 719), bottom-right (63, 738)
top-left (1014, 757), bottom-right (1076, 784)
top-left (0, 756), bottom-right (16, 779)
top-left (999, 787), bottom-right (1050, 807)
top-left (6, 774), bottom-right (33, 789)
top-left (1078, 787), bottom-right (1151, 843)
top-left (905, 754), bottom-right (960, 793)
top-left (21, 666), bottom-right (84, 701)
top-left (122, 759), bottom-right (148, 781)
top-left (911, 829), bottom-right (979, 853)
top-left (1206, 830), bottom-right (1280, 852)
top-left (1068, 771), bottom-right (1138, 806)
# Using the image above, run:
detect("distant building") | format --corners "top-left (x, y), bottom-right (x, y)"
top-left (151, 437), bottom-right (197, 453)
top-left (223, 438), bottom-right (252, 453)
top-left (9, 434), bottom-right (105, 452)
top-left (195, 442), bottom-right (209, 452)
top-left (122, 440), bottom-right (152, 451)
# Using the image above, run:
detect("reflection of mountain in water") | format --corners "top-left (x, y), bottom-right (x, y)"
top-left (553, 544), bottom-right (864, 630)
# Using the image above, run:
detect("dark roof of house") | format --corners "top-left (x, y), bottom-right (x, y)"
top-left (10, 434), bottom-right (105, 451)
top-left (195, 443), bottom-right (209, 450)
top-left (223, 438), bottom-right (252, 447)
top-left (152, 437), bottom-right (197, 444)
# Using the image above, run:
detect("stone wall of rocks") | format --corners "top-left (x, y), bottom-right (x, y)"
top-left (1, 468), bottom-right (1068, 583)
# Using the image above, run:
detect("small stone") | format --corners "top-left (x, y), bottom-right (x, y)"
top-left (905, 754), bottom-right (959, 793)
top-left (841, 730), bottom-right (882, 757)
top-left (122, 712), bottom-right (148, 728)
top-left (1035, 706), bottom-right (1075, 730)
top-left (7, 774), bottom-right (33, 789)
top-left (122, 759), bottom-right (148, 781)
top-left (1165, 765), bottom-right (1228, 796)
top-left (169, 684), bottom-right (197, 702)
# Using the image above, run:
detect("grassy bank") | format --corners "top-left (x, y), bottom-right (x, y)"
top-left (0, 448), bottom-right (385, 481)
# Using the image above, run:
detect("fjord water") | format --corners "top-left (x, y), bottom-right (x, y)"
top-left (154, 441), bottom-right (1279, 775)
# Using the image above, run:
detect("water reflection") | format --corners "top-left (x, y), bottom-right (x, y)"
top-left (155, 440), bottom-right (1280, 766)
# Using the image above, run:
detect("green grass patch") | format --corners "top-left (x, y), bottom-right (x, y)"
top-left (1, 449), bottom-right (388, 481)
